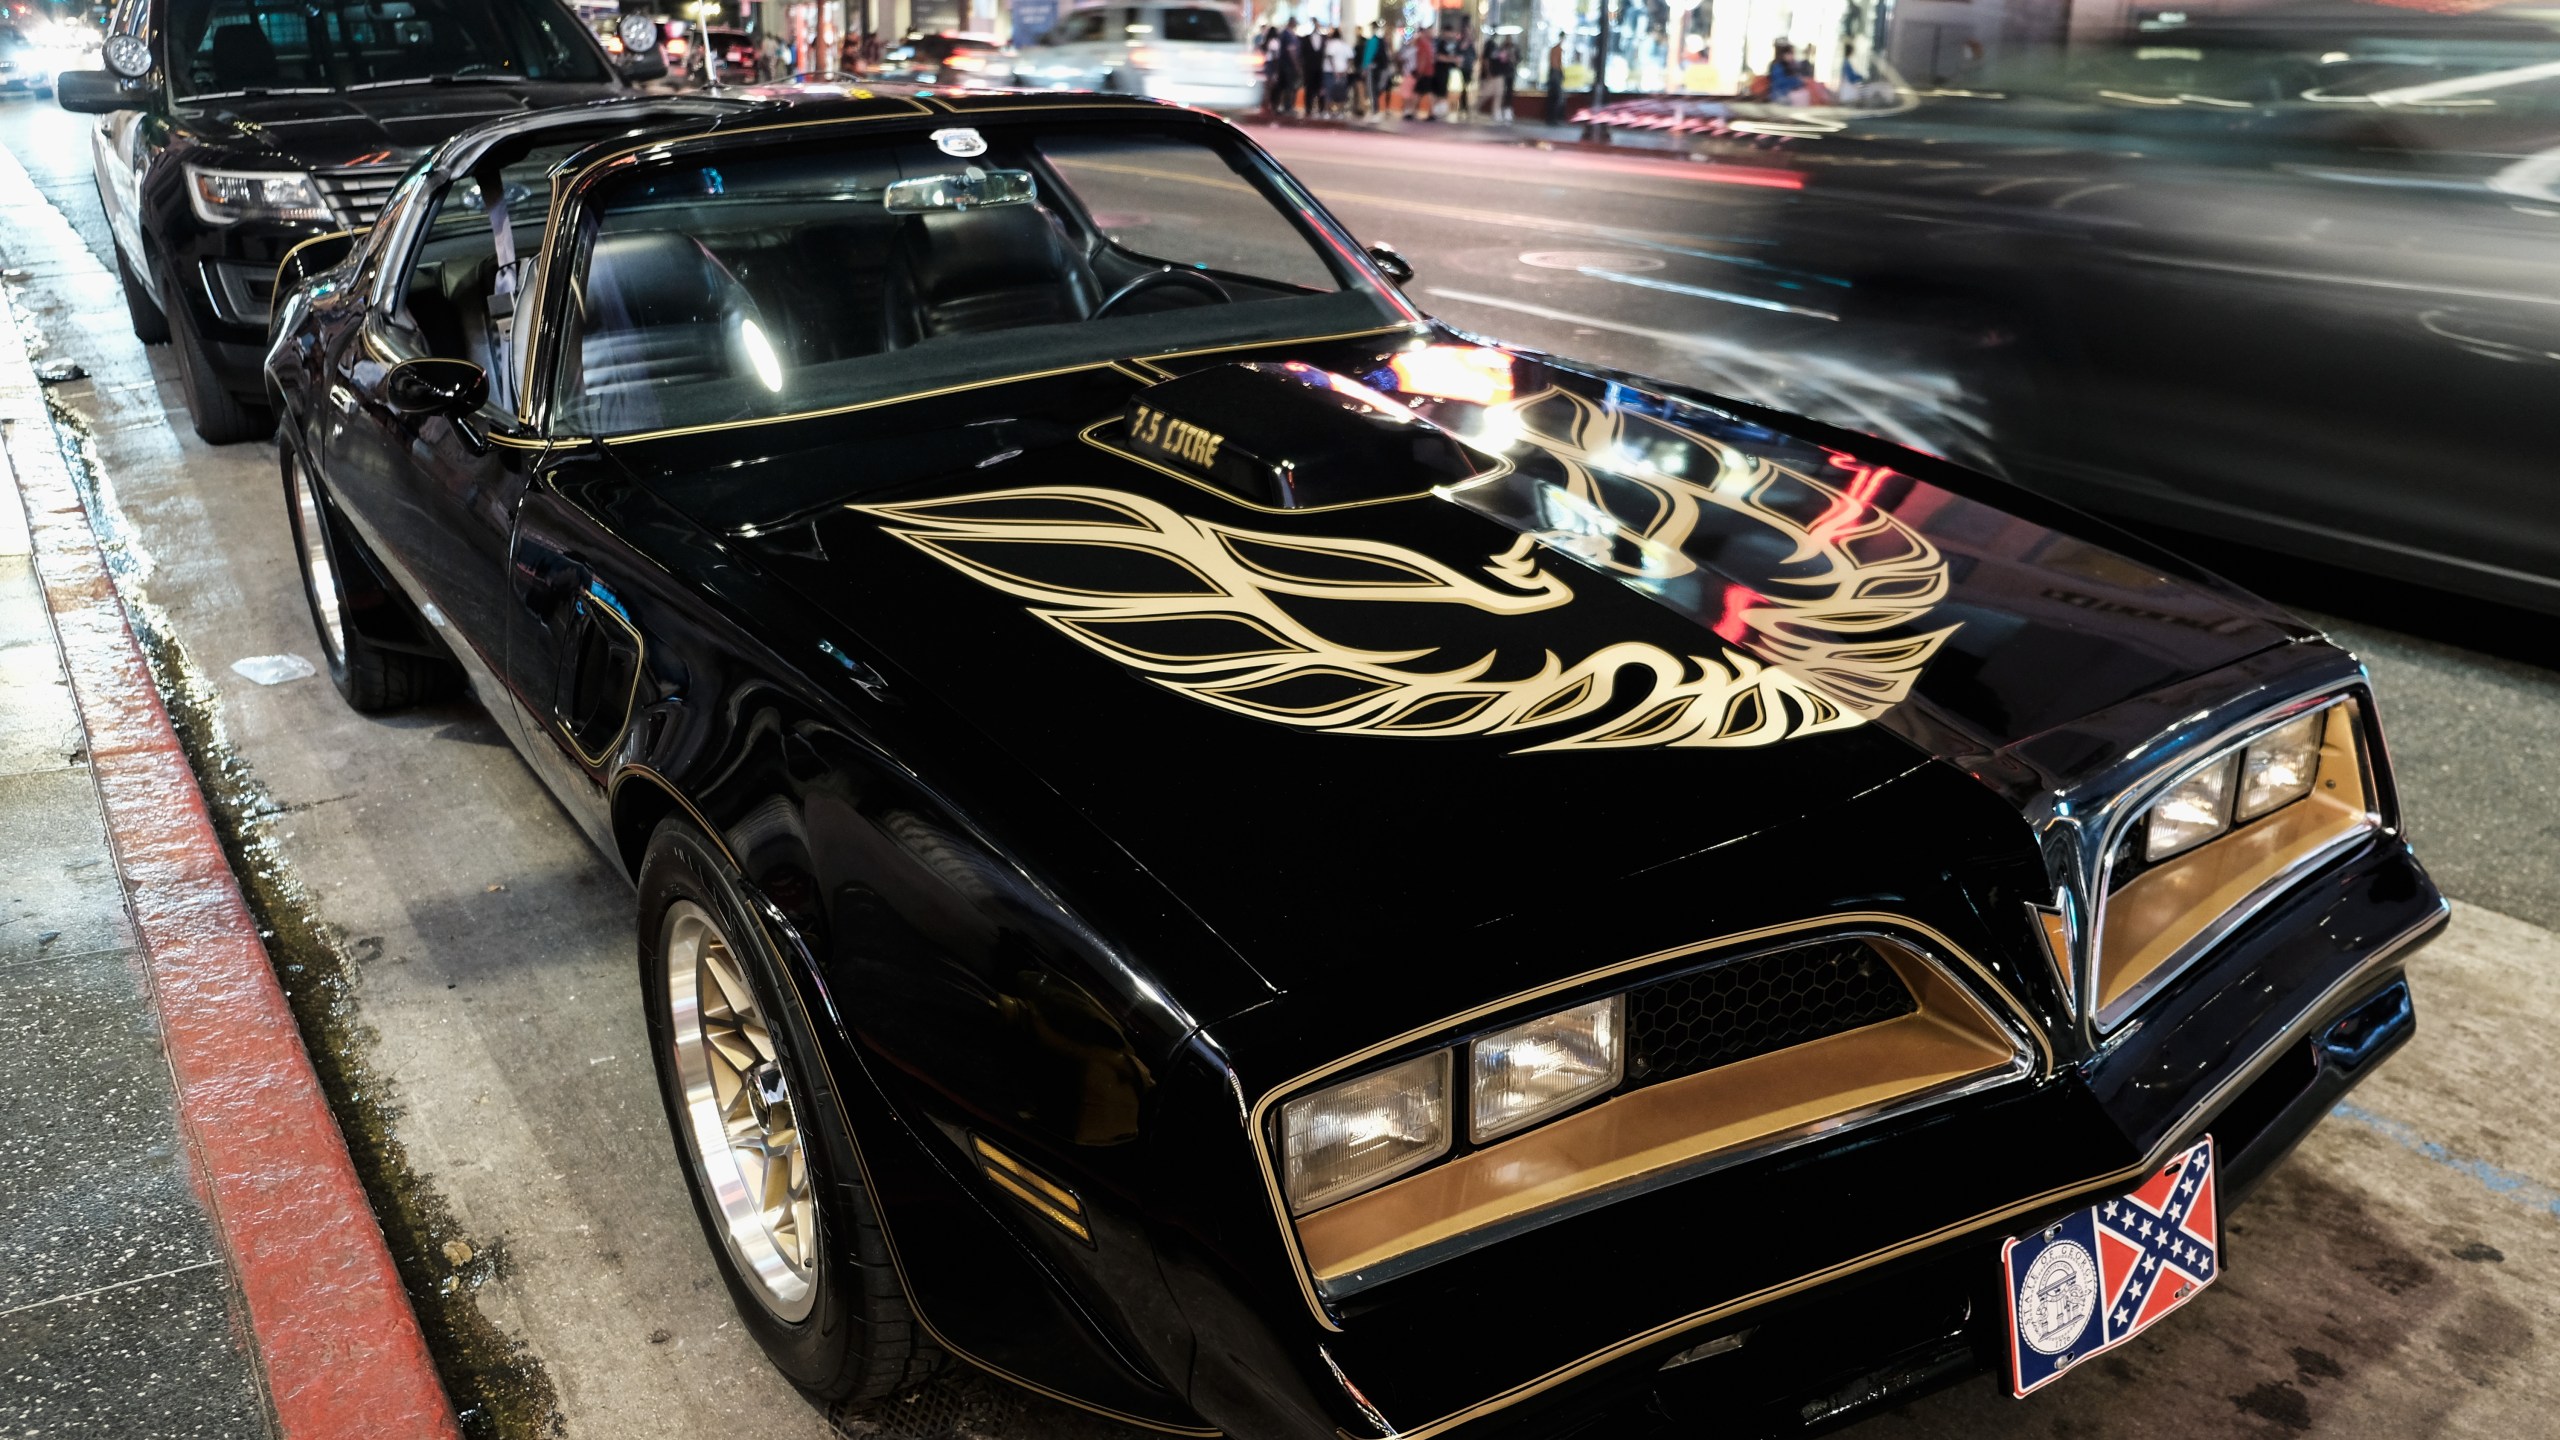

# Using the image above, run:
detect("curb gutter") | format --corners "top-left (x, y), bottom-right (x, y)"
top-left (0, 290), bottom-right (462, 1440)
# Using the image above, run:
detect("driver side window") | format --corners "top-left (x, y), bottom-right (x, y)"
top-left (397, 177), bottom-right (502, 371)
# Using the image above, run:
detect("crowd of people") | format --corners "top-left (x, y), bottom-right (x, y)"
top-left (1252, 18), bottom-right (1526, 122)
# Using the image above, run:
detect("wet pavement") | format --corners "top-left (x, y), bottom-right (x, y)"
top-left (0, 297), bottom-right (271, 1436)
top-left (1, 91), bottom-right (2556, 1440)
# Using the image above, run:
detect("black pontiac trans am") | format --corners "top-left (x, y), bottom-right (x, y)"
top-left (263, 87), bottom-right (2448, 1438)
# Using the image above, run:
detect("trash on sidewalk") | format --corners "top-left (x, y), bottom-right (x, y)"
top-left (232, 653), bottom-right (318, 685)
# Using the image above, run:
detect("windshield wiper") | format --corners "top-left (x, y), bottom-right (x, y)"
top-left (187, 85), bottom-right (338, 99)
top-left (346, 72), bottom-right (531, 90)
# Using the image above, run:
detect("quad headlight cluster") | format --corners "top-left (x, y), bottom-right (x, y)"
top-left (2136, 708), bottom-right (2328, 864)
top-left (1280, 996), bottom-right (1624, 1214)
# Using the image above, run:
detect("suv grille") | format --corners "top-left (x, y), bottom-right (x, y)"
top-left (1627, 937), bottom-right (1916, 1088)
top-left (314, 164), bottom-right (404, 228)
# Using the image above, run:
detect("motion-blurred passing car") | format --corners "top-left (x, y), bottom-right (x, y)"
top-left (1718, 0), bottom-right (2560, 615)
top-left (263, 88), bottom-right (2444, 1438)
top-left (869, 29), bottom-right (1009, 86)
top-left (0, 23), bottom-right (69, 94)
top-left (1011, 1), bottom-right (1260, 110)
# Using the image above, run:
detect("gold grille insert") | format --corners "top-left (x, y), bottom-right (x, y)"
top-left (1294, 938), bottom-right (2022, 1290)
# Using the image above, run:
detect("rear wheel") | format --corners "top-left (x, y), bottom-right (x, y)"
top-left (159, 258), bottom-right (272, 444)
top-left (639, 819), bottom-right (943, 1406)
top-left (117, 246), bottom-right (169, 344)
top-left (282, 449), bottom-right (459, 712)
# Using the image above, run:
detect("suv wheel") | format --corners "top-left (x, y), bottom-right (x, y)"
top-left (159, 258), bottom-right (272, 444)
top-left (117, 247), bottom-right (169, 344)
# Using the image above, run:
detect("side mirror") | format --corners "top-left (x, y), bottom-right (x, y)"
top-left (620, 48), bottom-right (668, 81)
top-left (383, 358), bottom-right (490, 420)
top-left (58, 70), bottom-right (146, 114)
top-left (1366, 243), bottom-right (1414, 285)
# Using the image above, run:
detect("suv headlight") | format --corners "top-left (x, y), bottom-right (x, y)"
top-left (186, 165), bottom-right (331, 225)
top-left (1281, 1051), bottom-right (1450, 1214)
top-left (1470, 995), bottom-right (1623, 1142)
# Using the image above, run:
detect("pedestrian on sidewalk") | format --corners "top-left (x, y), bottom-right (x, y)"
top-left (1766, 39), bottom-right (1806, 104)
top-left (1478, 33), bottom-right (1516, 122)
top-left (1297, 20), bottom-right (1325, 114)
top-left (1401, 25), bottom-right (1437, 119)
top-left (1445, 27), bottom-right (1475, 120)
top-left (1364, 22), bottom-right (1394, 116)
top-left (1323, 26), bottom-right (1354, 115)
top-left (1544, 35), bottom-right (1564, 121)
top-left (1260, 23), bottom-right (1292, 113)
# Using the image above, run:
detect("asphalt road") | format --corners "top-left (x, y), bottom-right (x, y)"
top-left (1, 94), bottom-right (2555, 1440)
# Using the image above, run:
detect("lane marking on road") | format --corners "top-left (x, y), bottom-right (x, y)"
top-left (2330, 1101), bottom-right (2560, 1219)
top-left (1566, 266), bottom-right (1840, 321)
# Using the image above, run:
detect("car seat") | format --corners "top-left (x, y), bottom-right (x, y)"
top-left (883, 204), bottom-right (1097, 349)
top-left (208, 23), bottom-right (281, 89)
top-left (568, 230), bottom-right (768, 432)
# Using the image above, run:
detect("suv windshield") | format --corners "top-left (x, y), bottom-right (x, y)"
top-left (551, 120), bottom-right (1403, 439)
top-left (171, 0), bottom-right (611, 97)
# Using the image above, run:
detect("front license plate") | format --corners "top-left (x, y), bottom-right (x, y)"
top-left (2002, 1136), bottom-right (2220, 1397)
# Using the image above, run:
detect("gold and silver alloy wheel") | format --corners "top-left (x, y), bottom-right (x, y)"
top-left (663, 899), bottom-right (819, 1321)
top-left (286, 459), bottom-right (346, 671)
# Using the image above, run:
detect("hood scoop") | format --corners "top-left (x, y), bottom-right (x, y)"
top-left (1103, 362), bottom-right (1489, 511)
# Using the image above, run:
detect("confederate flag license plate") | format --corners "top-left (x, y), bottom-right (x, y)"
top-left (2002, 1136), bottom-right (2220, 1396)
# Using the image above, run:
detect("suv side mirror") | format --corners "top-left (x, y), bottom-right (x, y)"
top-left (58, 70), bottom-right (146, 114)
top-left (615, 12), bottom-right (667, 81)
top-left (1365, 243), bottom-right (1414, 285)
top-left (384, 358), bottom-right (490, 419)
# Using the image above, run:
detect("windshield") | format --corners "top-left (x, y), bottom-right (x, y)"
top-left (171, 0), bottom-right (611, 97)
top-left (551, 120), bottom-right (1404, 439)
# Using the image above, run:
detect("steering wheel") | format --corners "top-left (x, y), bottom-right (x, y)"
top-left (1094, 267), bottom-right (1231, 319)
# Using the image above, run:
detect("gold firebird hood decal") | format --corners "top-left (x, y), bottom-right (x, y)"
top-left (854, 388), bottom-right (1958, 753)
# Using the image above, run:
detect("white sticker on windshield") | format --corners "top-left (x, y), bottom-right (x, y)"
top-left (932, 127), bottom-right (989, 158)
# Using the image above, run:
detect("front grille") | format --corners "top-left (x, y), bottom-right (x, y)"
top-left (314, 164), bottom-right (404, 228)
top-left (1627, 937), bottom-right (1917, 1087)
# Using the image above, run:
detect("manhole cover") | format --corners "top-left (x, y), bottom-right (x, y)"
top-left (1519, 249), bottom-right (1666, 273)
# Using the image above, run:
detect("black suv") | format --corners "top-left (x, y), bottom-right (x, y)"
top-left (59, 0), bottom-right (663, 442)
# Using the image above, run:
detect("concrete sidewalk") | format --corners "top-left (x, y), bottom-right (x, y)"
top-left (0, 278), bottom-right (453, 1438)
top-left (0, 315), bottom-right (271, 1436)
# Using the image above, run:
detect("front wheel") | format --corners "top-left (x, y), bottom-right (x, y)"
top-left (638, 819), bottom-right (942, 1405)
top-left (160, 259), bottom-right (272, 444)
top-left (117, 246), bottom-right (169, 344)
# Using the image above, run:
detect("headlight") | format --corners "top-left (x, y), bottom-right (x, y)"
top-left (1470, 995), bottom-right (1623, 1142)
top-left (187, 166), bottom-right (331, 225)
top-left (2142, 752), bottom-right (2235, 861)
top-left (1280, 1050), bottom-right (1450, 1213)
top-left (2237, 710), bottom-right (2322, 820)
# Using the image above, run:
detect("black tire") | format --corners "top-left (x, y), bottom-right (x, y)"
top-left (281, 448), bottom-right (460, 712)
top-left (117, 246), bottom-right (170, 344)
top-left (160, 259), bottom-right (272, 444)
top-left (638, 819), bottom-right (942, 1406)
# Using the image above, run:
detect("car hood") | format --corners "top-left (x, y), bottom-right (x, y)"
top-left (605, 331), bottom-right (2304, 990)
top-left (176, 80), bottom-right (623, 166)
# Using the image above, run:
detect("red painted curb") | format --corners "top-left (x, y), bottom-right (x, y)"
top-left (1, 327), bottom-right (461, 1439)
